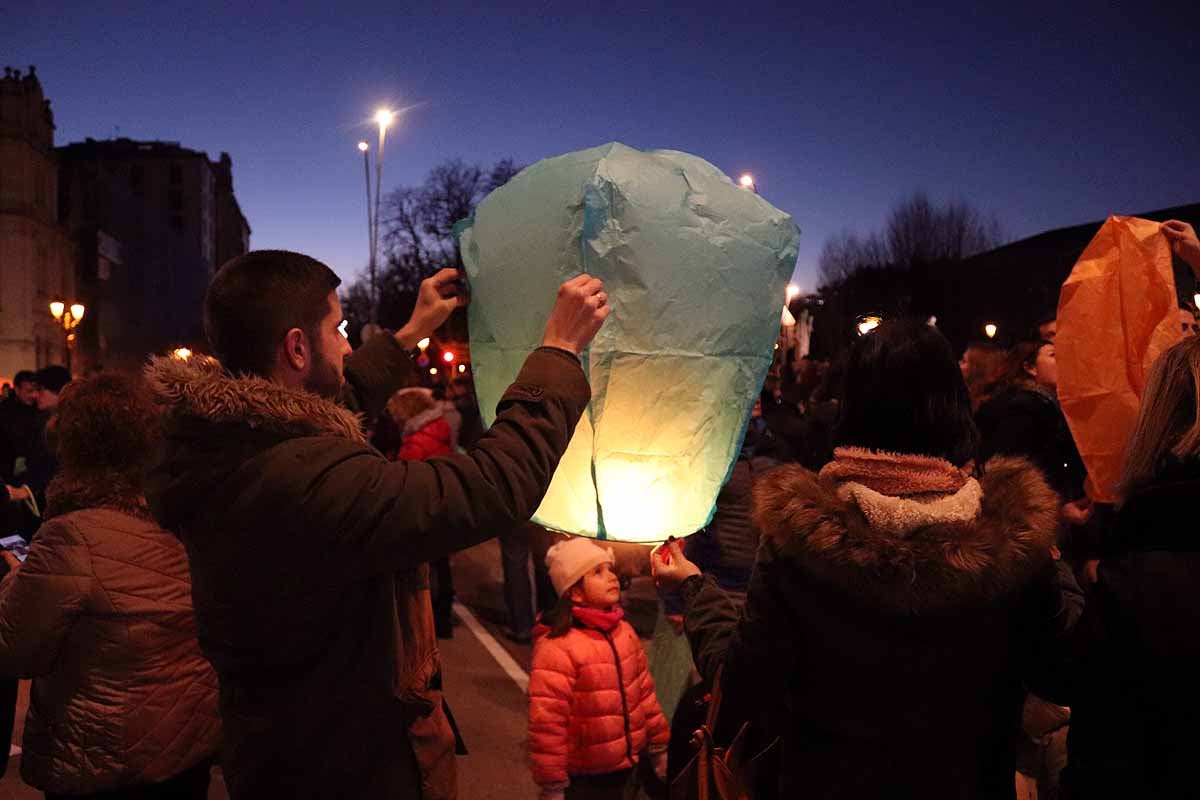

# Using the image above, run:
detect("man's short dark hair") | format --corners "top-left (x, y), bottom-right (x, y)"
top-left (13, 370), bottom-right (37, 387)
top-left (36, 365), bottom-right (72, 394)
top-left (205, 250), bottom-right (342, 376)
top-left (835, 318), bottom-right (979, 467)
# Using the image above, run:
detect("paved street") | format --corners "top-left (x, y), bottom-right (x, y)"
top-left (0, 539), bottom-right (669, 799)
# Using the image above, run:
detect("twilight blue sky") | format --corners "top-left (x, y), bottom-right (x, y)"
top-left (6, 1), bottom-right (1198, 289)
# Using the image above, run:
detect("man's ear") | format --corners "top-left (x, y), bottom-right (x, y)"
top-left (282, 328), bottom-right (309, 373)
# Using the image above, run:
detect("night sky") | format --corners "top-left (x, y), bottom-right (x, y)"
top-left (6, 1), bottom-right (1198, 290)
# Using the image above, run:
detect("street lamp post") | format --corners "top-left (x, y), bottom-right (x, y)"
top-left (371, 109), bottom-right (394, 325)
top-left (355, 109), bottom-right (395, 330)
top-left (358, 141), bottom-right (373, 319)
top-left (49, 300), bottom-right (85, 373)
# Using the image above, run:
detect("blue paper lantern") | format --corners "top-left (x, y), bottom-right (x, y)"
top-left (458, 143), bottom-right (799, 542)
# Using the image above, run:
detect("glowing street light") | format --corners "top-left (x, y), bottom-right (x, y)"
top-left (49, 299), bottom-right (86, 372)
top-left (429, 367), bottom-right (438, 376)
top-left (984, 323), bottom-right (998, 339)
top-left (442, 351), bottom-right (455, 363)
top-left (457, 364), bottom-right (467, 374)
top-left (785, 283), bottom-right (801, 302)
top-left (374, 108), bottom-right (395, 128)
top-left (357, 141), bottom-right (368, 153)
top-left (739, 173), bottom-right (756, 191)
top-left (857, 315), bottom-right (882, 336)
top-left (417, 337), bottom-right (431, 351)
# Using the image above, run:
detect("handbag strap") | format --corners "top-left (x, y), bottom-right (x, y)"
top-left (704, 664), bottom-right (725, 732)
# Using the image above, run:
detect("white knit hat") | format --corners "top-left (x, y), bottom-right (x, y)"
top-left (545, 537), bottom-right (615, 596)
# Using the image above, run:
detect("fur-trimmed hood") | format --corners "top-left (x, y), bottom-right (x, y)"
top-left (752, 457), bottom-right (1059, 613)
top-left (144, 355), bottom-right (367, 444)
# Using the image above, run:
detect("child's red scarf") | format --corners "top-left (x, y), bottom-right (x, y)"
top-left (571, 605), bottom-right (624, 632)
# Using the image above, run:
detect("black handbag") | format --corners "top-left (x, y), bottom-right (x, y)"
top-left (669, 668), bottom-right (778, 800)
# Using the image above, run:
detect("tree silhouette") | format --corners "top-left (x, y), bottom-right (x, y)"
top-left (341, 157), bottom-right (522, 341)
top-left (818, 192), bottom-right (1005, 288)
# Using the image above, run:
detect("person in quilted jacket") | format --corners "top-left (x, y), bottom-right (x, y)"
top-left (528, 537), bottom-right (669, 800)
top-left (0, 372), bottom-right (220, 799)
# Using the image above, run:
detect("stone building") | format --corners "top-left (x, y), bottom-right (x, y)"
top-left (0, 66), bottom-right (76, 382)
top-left (57, 138), bottom-right (251, 370)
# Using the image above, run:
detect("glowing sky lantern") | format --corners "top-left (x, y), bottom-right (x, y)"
top-left (457, 142), bottom-right (800, 542)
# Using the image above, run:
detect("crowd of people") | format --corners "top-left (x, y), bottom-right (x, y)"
top-left (0, 220), bottom-right (1194, 799)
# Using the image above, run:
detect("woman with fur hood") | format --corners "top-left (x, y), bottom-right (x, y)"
top-left (653, 318), bottom-right (1082, 799)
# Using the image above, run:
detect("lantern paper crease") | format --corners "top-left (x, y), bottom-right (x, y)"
top-left (458, 142), bottom-right (800, 542)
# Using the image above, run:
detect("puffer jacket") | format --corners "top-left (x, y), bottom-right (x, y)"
top-left (0, 504), bottom-right (220, 794)
top-left (528, 615), bottom-right (669, 786)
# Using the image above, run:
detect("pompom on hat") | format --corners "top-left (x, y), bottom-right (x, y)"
top-left (545, 536), bottom-right (615, 596)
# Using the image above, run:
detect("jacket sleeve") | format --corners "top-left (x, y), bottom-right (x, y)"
top-left (635, 640), bottom-right (670, 754)
top-left (1024, 558), bottom-right (1088, 703)
top-left (0, 517), bottom-right (93, 677)
top-left (276, 347), bottom-right (591, 574)
top-left (340, 333), bottom-right (417, 421)
top-left (528, 638), bottom-right (576, 787)
top-left (682, 537), bottom-right (802, 721)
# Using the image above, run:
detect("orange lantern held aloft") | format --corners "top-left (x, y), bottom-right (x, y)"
top-left (1056, 216), bottom-right (1182, 503)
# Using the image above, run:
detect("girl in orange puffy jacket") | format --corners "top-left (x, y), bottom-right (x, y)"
top-left (528, 537), bottom-right (669, 800)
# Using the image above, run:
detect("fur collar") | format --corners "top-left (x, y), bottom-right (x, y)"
top-left (144, 355), bottom-right (367, 444)
top-left (753, 457), bottom-right (1059, 613)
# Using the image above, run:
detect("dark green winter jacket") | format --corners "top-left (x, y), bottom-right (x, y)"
top-left (145, 335), bottom-right (589, 799)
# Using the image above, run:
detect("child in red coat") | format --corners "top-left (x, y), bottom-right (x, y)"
top-left (528, 538), bottom-right (669, 800)
top-left (385, 387), bottom-right (460, 461)
top-left (385, 387), bottom-right (461, 637)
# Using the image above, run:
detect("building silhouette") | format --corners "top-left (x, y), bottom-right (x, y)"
top-left (0, 66), bottom-right (76, 381)
top-left (58, 138), bottom-right (251, 371)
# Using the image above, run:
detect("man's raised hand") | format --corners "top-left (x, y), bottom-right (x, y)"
top-left (540, 274), bottom-right (611, 356)
top-left (396, 268), bottom-right (468, 349)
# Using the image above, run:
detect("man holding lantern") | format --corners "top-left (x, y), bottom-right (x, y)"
top-left (144, 251), bottom-right (609, 800)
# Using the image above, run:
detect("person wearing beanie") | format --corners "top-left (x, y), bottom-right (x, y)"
top-left (528, 537), bottom-right (669, 800)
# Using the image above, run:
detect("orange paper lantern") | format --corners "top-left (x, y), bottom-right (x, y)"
top-left (1056, 216), bottom-right (1182, 503)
